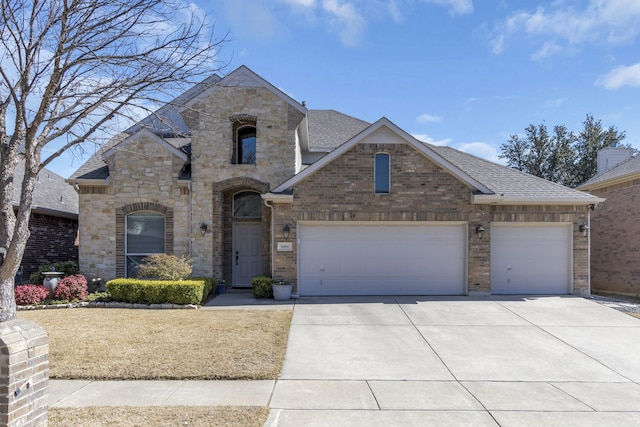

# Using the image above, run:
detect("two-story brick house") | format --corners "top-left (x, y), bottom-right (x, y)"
top-left (68, 66), bottom-right (603, 296)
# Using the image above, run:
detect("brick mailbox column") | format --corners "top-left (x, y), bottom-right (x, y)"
top-left (0, 319), bottom-right (49, 426)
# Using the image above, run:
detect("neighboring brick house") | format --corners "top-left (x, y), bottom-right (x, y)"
top-left (12, 161), bottom-right (79, 283)
top-left (578, 147), bottom-right (639, 295)
top-left (68, 66), bottom-right (602, 296)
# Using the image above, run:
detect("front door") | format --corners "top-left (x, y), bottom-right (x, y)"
top-left (233, 222), bottom-right (262, 287)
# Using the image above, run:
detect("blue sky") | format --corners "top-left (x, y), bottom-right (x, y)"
top-left (55, 0), bottom-right (640, 177)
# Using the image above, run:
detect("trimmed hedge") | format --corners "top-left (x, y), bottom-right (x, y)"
top-left (190, 277), bottom-right (215, 302)
top-left (106, 279), bottom-right (205, 305)
top-left (251, 275), bottom-right (273, 299)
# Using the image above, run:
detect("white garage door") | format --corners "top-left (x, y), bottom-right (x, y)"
top-left (298, 222), bottom-right (466, 296)
top-left (490, 223), bottom-right (572, 294)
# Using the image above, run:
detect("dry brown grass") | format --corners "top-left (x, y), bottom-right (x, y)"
top-left (48, 406), bottom-right (269, 427)
top-left (18, 308), bottom-right (292, 380)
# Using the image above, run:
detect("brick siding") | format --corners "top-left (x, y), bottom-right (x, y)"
top-left (18, 213), bottom-right (78, 284)
top-left (272, 142), bottom-right (591, 295)
top-left (589, 180), bottom-right (640, 294)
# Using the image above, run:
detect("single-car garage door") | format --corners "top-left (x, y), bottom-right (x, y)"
top-left (490, 223), bottom-right (572, 294)
top-left (298, 222), bottom-right (466, 296)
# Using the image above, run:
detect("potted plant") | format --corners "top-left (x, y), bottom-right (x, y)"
top-left (272, 280), bottom-right (292, 301)
top-left (216, 279), bottom-right (226, 295)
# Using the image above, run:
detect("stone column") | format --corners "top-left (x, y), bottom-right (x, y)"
top-left (0, 319), bottom-right (49, 427)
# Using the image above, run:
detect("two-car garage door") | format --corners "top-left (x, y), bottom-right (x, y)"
top-left (298, 222), bottom-right (466, 296)
top-left (297, 222), bottom-right (573, 296)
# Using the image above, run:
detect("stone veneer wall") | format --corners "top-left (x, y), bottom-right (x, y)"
top-left (588, 180), bottom-right (640, 294)
top-left (272, 142), bottom-right (591, 296)
top-left (0, 320), bottom-right (48, 427)
top-left (78, 85), bottom-right (304, 281)
top-left (78, 135), bottom-right (189, 280)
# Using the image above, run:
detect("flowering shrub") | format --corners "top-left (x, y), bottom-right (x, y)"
top-left (54, 274), bottom-right (89, 302)
top-left (15, 285), bottom-right (50, 306)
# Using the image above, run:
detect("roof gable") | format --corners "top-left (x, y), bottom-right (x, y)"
top-left (102, 129), bottom-right (189, 162)
top-left (184, 65), bottom-right (307, 115)
top-left (271, 117), bottom-right (493, 194)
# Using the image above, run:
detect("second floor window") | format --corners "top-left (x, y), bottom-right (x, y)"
top-left (236, 125), bottom-right (256, 164)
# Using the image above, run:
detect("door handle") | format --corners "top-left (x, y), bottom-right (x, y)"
top-left (236, 251), bottom-right (239, 266)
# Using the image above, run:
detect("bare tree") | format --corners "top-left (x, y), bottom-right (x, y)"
top-left (0, 0), bottom-right (226, 321)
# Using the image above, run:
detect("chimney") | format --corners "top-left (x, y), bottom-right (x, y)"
top-left (597, 145), bottom-right (633, 175)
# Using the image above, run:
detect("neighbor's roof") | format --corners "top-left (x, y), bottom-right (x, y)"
top-left (577, 154), bottom-right (640, 191)
top-left (13, 161), bottom-right (78, 218)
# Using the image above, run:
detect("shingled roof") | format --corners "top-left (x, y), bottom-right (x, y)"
top-left (13, 161), bottom-right (78, 218)
top-left (307, 110), bottom-right (370, 150)
top-left (431, 146), bottom-right (600, 204)
top-left (577, 154), bottom-right (640, 190)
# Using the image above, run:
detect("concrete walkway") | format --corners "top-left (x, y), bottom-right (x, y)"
top-left (50, 293), bottom-right (640, 426)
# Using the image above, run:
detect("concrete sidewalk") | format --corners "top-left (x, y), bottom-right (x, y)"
top-left (49, 294), bottom-right (640, 426)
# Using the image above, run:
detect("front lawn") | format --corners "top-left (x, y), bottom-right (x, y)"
top-left (18, 308), bottom-right (292, 380)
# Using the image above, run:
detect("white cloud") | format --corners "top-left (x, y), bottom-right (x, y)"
top-left (281, 0), bottom-right (315, 6)
top-left (489, 0), bottom-right (640, 56)
top-left (597, 63), bottom-right (640, 90)
top-left (420, 0), bottom-right (473, 16)
top-left (416, 113), bottom-right (443, 123)
top-left (531, 40), bottom-right (563, 61)
top-left (412, 133), bottom-right (452, 146)
top-left (322, 0), bottom-right (367, 47)
top-left (224, 0), bottom-right (282, 40)
top-left (458, 142), bottom-right (503, 164)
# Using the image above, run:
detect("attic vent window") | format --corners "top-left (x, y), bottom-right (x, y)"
top-left (230, 115), bottom-right (257, 165)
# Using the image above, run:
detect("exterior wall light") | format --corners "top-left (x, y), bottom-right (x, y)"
top-left (475, 225), bottom-right (485, 239)
top-left (579, 223), bottom-right (589, 237)
top-left (283, 224), bottom-right (290, 240)
top-left (199, 222), bottom-right (208, 236)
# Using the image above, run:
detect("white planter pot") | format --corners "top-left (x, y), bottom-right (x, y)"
top-left (272, 283), bottom-right (292, 301)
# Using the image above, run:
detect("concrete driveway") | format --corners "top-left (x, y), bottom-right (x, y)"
top-left (266, 296), bottom-right (640, 426)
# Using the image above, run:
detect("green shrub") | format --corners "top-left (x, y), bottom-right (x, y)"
top-left (106, 278), bottom-right (204, 305)
top-left (136, 254), bottom-right (192, 280)
top-left (190, 277), bottom-right (215, 302)
top-left (29, 261), bottom-right (79, 284)
top-left (251, 275), bottom-right (273, 299)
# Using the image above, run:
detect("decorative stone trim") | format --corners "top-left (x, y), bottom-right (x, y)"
top-left (115, 202), bottom-right (174, 277)
top-left (229, 114), bottom-right (257, 124)
top-left (17, 302), bottom-right (199, 310)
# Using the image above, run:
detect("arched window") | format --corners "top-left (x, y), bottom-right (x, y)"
top-left (125, 211), bottom-right (165, 277)
top-left (233, 191), bottom-right (263, 218)
top-left (374, 153), bottom-right (390, 194)
top-left (236, 125), bottom-right (256, 165)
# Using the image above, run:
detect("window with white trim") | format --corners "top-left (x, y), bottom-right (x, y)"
top-left (125, 211), bottom-right (165, 277)
top-left (374, 152), bottom-right (390, 194)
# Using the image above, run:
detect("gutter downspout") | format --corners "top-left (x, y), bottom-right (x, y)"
top-left (188, 182), bottom-right (192, 260)
top-left (263, 199), bottom-right (275, 278)
top-left (587, 207), bottom-right (591, 296)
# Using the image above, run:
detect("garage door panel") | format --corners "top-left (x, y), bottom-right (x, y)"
top-left (298, 223), bottom-right (466, 296)
top-left (491, 224), bottom-right (571, 295)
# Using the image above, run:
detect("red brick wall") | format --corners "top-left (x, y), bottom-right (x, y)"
top-left (589, 180), bottom-right (640, 294)
top-left (18, 213), bottom-right (78, 284)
